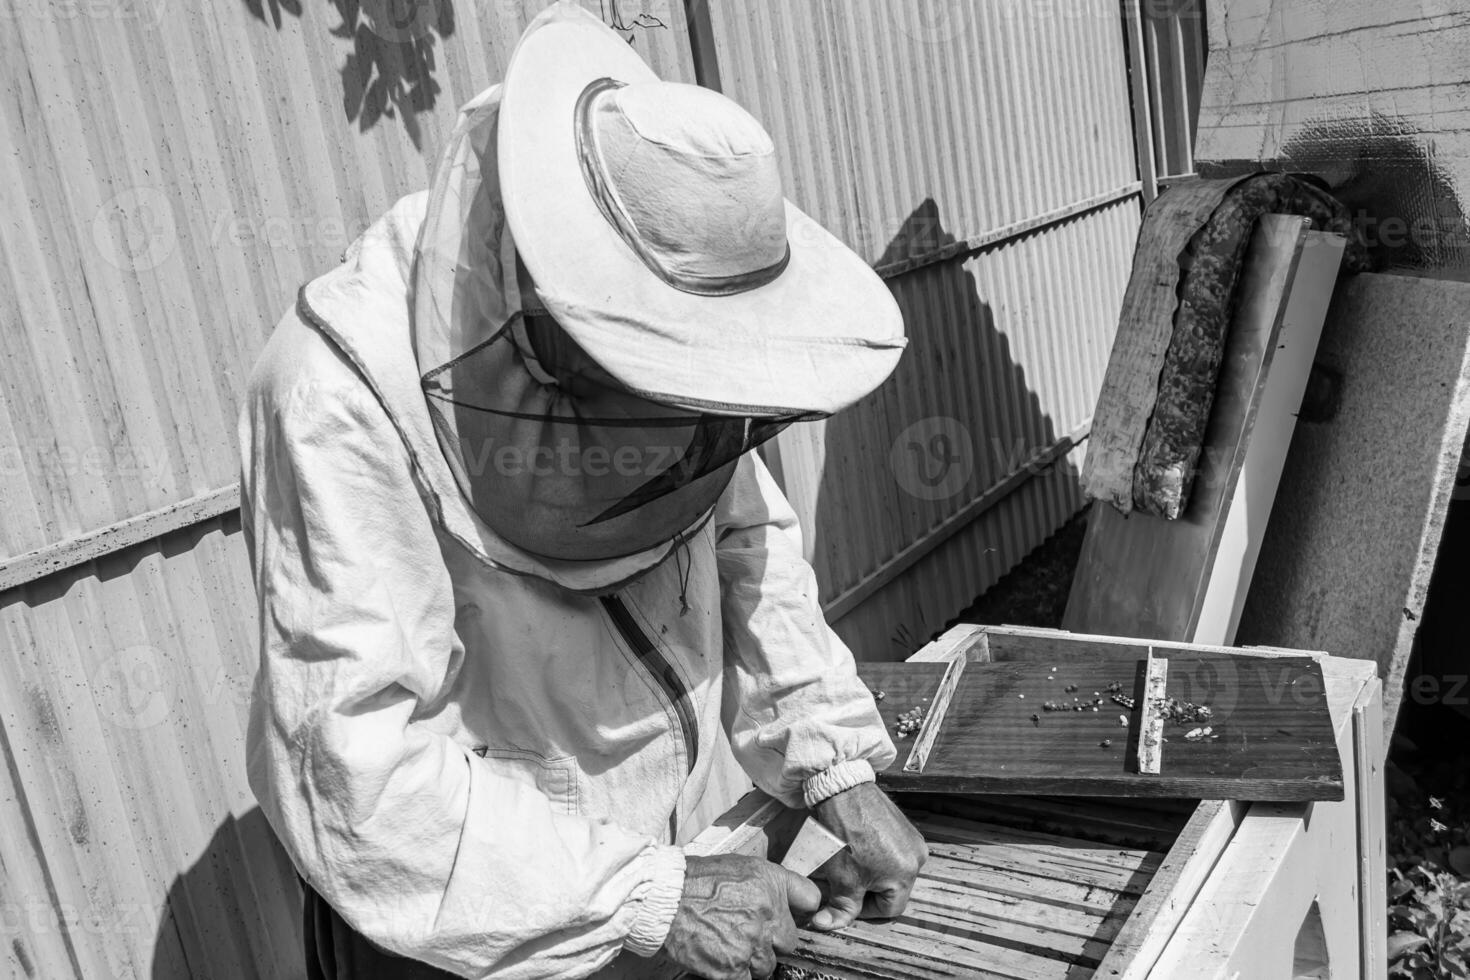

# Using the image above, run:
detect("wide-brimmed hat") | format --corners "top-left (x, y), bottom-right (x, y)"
top-left (499, 1), bottom-right (906, 417)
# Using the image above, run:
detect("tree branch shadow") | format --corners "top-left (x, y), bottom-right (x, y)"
top-left (240, 0), bottom-right (456, 151)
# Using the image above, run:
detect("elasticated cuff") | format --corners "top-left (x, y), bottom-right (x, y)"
top-left (802, 759), bottom-right (876, 808)
top-left (623, 845), bottom-right (687, 957)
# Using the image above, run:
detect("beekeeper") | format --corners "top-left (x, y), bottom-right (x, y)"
top-left (239, 5), bottom-right (923, 978)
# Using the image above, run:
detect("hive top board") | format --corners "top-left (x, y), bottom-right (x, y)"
top-left (857, 651), bottom-right (1343, 802)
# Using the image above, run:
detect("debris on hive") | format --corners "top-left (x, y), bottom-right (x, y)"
top-left (776, 967), bottom-right (845, 980)
top-left (894, 705), bottom-right (925, 739)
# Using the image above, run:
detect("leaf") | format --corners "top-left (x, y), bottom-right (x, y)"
top-left (1390, 932), bottom-right (1431, 959)
top-left (1393, 905), bottom-right (1431, 928)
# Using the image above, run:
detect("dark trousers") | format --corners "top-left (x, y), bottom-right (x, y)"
top-left (301, 878), bottom-right (648, 979)
top-left (303, 879), bottom-right (458, 979)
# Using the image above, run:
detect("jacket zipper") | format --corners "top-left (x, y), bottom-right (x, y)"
top-left (600, 594), bottom-right (699, 778)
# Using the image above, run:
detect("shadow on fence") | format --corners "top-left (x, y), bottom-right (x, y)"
top-left (241, 0), bottom-right (457, 150)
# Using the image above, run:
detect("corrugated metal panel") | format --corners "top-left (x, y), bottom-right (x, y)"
top-left (821, 201), bottom-right (1138, 657)
top-left (0, 519), bottom-right (301, 978)
top-left (708, 0), bottom-right (1138, 259)
top-left (0, 5), bottom-right (693, 977)
top-left (706, 0), bottom-right (1142, 659)
top-left (1139, 0), bottom-right (1207, 181)
top-left (0, 0), bottom-right (692, 561)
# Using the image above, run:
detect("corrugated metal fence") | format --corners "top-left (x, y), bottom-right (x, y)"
top-left (0, 1), bottom-right (1142, 975)
top-left (697, 0), bottom-right (1142, 658)
top-left (0, 4), bottom-right (691, 977)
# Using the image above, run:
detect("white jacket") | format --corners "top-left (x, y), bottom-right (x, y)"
top-left (238, 188), bottom-right (895, 978)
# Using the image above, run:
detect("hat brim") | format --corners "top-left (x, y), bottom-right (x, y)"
top-left (499, 3), bottom-right (906, 417)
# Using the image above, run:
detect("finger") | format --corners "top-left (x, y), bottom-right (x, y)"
top-left (860, 882), bottom-right (913, 920)
top-left (808, 889), bottom-right (863, 932)
top-left (775, 867), bottom-right (823, 916)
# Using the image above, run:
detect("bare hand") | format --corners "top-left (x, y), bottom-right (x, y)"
top-left (809, 783), bottom-right (927, 931)
top-left (660, 854), bottom-right (822, 980)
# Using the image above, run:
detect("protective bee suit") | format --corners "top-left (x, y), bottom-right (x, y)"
top-left (239, 5), bottom-right (908, 978)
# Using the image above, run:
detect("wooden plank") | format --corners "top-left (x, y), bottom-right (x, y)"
top-left (1191, 230), bottom-right (1346, 643)
top-left (979, 623), bottom-right (1328, 663)
top-left (1065, 218), bottom-right (1342, 642)
top-left (875, 654), bottom-right (1342, 801)
top-left (1148, 662), bottom-right (1376, 978)
top-left (0, 484), bottom-right (239, 592)
top-left (1080, 179), bottom-right (1250, 511)
top-left (900, 793), bottom-right (1192, 852)
top-left (1137, 649), bottom-right (1168, 775)
top-left (785, 807), bottom-right (1168, 980)
top-left (909, 624), bottom-right (990, 664)
top-left (674, 785), bottom-right (1173, 980)
top-left (1092, 799), bottom-right (1246, 979)
top-left (1236, 273), bottom-right (1470, 737)
top-left (907, 815), bottom-right (1168, 883)
top-left (858, 662), bottom-right (953, 750)
top-left (1353, 691), bottom-right (1388, 980)
top-left (913, 835), bottom-right (1153, 906)
top-left (903, 657), bottom-right (966, 773)
top-left (1148, 804), bottom-right (1316, 979)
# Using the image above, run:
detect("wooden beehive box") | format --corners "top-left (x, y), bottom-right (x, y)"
top-left (686, 625), bottom-right (1386, 980)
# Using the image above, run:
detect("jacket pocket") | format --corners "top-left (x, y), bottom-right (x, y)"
top-left (472, 746), bottom-right (582, 816)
